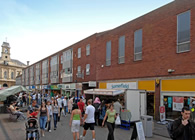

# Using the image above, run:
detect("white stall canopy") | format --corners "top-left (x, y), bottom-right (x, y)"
top-left (84, 89), bottom-right (125, 96)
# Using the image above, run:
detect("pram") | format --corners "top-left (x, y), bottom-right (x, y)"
top-left (25, 118), bottom-right (40, 140)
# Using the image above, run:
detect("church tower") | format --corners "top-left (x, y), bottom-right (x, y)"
top-left (1, 42), bottom-right (11, 62)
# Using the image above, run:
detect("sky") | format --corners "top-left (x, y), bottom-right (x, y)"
top-left (0, 0), bottom-right (174, 65)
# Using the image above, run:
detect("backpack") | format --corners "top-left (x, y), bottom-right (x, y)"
top-left (166, 121), bottom-right (174, 139)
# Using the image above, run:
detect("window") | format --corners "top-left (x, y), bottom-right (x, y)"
top-left (77, 66), bottom-right (81, 74)
top-left (11, 72), bottom-right (14, 79)
top-left (4, 71), bottom-right (7, 79)
top-left (118, 36), bottom-right (125, 64)
top-left (65, 68), bottom-right (71, 74)
top-left (86, 64), bottom-right (90, 75)
top-left (177, 10), bottom-right (190, 53)
top-left (86, 44), bottom-right (90, 56)
top-left (134, 29), bottom-right (143, 61)
top-left (106, 41), bottom-right (111, 66)
top-left (77, 66), bottom-right (81, 78)
top-left (78, 48), bottom-right (81, 58)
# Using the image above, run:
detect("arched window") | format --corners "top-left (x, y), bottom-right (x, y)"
top-left (4, 71), bottom-right (7, 79)
top-left (11, 72), bottom-right (14, 79)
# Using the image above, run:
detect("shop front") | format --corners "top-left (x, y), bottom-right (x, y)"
top-left (50, 85), bottom-right (60, 97)
top-left (57, 84), bottom-right (76, 98)
top-left (41, 85), bottom-right (50, 95)
top-left (160, 79), bottom-right (195, 120)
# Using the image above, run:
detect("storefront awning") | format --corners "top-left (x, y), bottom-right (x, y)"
top-left (84, 89), bottom-right (125, 96)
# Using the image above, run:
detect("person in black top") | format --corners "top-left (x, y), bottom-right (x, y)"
top-left (172, 106), bottom-right (195, 140)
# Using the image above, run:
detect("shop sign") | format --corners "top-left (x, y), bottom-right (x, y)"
top-left (173, 97), bottom-right (184, 111)
top-left (159, 106), bottom-right (166, 122)
top-left (168, 97), bottom-right (172, 108)
top-left (76, 83), bottom-right (82, 90)
top-left (70, 83), bottom-right (76, 89)
top-left (32, 86), bottom-right (35, 89)
top-left (136, 122), bottom-right (145, 140)
top-left (50, 85), bottom-right (60, 90)
top-left (89, 81), bottom-right (96, 87)
top-left (107, 82), bottom-right (136, 89)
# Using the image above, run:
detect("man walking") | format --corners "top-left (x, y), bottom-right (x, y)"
top-left (77, 98), bottom-right (85, 117)
top-left (80, 99), bottom-right (95, 140)
top-left (172, 106), bottom-right (195, 140)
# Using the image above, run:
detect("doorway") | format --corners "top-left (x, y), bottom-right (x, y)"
top-left (3, 83), bottom-right (8, 87)
top-left (147, 92), bottom-right (154, 117)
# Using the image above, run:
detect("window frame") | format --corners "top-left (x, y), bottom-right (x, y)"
top-left (86, 44), bottom-right (90, 56)
top-left (134, 29), bottom-right (143, 61)
top-left (177, 10), bottom-right (191, 53)
top-left (78, 48), bottom-right (81, 58)
top-left (118, 36), bottom-right (125, 64)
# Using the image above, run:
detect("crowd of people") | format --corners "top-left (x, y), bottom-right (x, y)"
top-left (7, 91), bottom-right (125, 140)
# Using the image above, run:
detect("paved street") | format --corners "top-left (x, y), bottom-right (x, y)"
top-left (0, 112), bottom-right (171, 140)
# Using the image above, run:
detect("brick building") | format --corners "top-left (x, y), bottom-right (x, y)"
top-left (18, 0), bottom-right (195, 120)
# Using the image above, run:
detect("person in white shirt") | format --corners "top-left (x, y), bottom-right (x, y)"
top-left (57, 95), bottom-right (63, 121)
top-left (80, 99), bottom-right (96, 140)
top-left (46, 101), bottom-right (53, 132)
top-left (63, 96), bottom-right (68, 116)
top-left (32, 93), bottom-right (36, 100)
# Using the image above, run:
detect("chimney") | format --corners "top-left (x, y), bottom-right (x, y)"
top-left (27, 61), bottom-right (30, 66)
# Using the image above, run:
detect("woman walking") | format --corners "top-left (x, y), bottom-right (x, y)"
top-left (39, 101), bottom-right (49, 137)
top-left (68, 97), bottom-right (73, 114)
top-left (46, 101), bottom-right (52, 132)
top-left (52, 99), bottom-right (60, 130)
top-left (93, 97), bottom-right (101, 125)
top-left (102, 104), bottom-right (117, 140)
top-left (69, 104), bottom-right (82, 140)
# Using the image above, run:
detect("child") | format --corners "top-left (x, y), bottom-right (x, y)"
top-left (28, 123), bottom-right (36, 140)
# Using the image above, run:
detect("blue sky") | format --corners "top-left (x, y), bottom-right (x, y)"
top-left (0, 0), bottom-right (174, 65)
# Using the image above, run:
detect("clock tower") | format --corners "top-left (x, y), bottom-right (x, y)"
top-left (1, 42), bottom-right (11, 61)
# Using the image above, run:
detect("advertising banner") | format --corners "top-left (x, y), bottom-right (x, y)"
top-left (159, 106), bottom-right (166, 121)
top-left (173, 97), bottom-right (184, 111)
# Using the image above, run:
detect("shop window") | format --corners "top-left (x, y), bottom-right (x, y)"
top-left (164, 96), bottom-right (191, 119)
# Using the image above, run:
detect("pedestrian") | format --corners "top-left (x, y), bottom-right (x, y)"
top-left (63, 96), bottom-right (68, 116)
top-left (113, 99), bottom-right (122, 116)
top-left (80, 99), bottom-right (96, 140)
top-left (52, 99), bottom-right (60, 130)
top-left (77, 98), bottom-right (85, 117)
top-left (27, 100), bottom-right (39, 118)
top-left (68, 97), bottom-right (73, 114)
top-left (93, 97), bottom-right (101, 126)
top-left (46, 101), bottom-right (52, 132)
top-left (39, 101), bottom-right (50, 137)
top-left (102, 104), bottom-right (117, 140)
top-left (57, 95), bottom-right (63, 121)
top-left (69, 104), bottom-right (82, 140)
top-left (172, 106), bottom-right (195, 140)
top-left (99, 100), bottom-right (106, 126)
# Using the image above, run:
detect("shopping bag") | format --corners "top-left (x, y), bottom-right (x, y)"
top-left (115, 115), bottom-right (121, 125)
top-left (62, 109), bottom-right (65, 116)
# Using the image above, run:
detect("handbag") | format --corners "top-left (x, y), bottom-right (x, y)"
top-left (115, 115), bottom-right (121, 125)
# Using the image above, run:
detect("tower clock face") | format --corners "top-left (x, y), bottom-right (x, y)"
top-left (4, 48), bottom-right (8, 53)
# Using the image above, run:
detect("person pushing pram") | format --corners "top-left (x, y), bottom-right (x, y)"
top-left (26, 100), bottom-right (40, 140)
